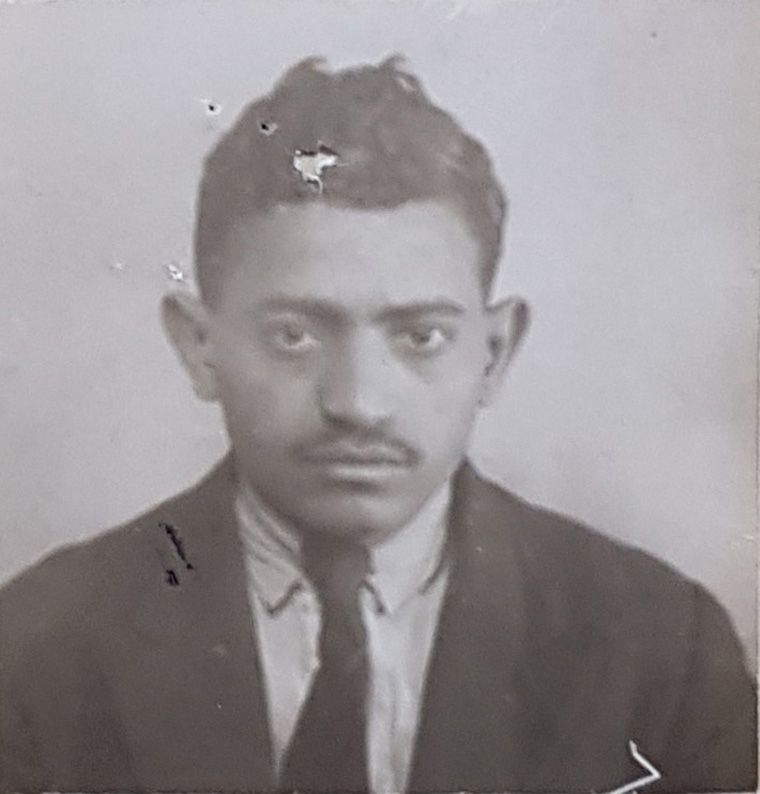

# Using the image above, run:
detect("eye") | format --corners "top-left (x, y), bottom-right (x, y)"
top-left (394, 325), bottom-right (451, 355)
top-left (269, 323), bottom-right (320, 354)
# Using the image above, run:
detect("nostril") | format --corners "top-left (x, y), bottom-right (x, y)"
top-left (317, 337), bottom-right (396, 426)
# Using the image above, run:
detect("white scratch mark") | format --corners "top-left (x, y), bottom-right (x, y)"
top-left (293, 145), bottom-right (339, 193)
top-left (110, 261), bottom-right (126, 272)
top-left (166, 263), bottom-right (188, 284)
top-left (603, 741), bottom-right (661, 794)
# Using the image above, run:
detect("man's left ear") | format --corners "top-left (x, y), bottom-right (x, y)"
top-left (480, 296), bottom-right (530, 407)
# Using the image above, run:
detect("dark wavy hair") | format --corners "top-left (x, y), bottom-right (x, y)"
top-left (194, 56), bottom-right (506, 304)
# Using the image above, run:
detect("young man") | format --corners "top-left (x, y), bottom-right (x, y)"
top-left (0, 57), bottom-right (755, 793)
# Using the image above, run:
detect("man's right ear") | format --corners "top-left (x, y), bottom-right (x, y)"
top-left (161, 292), bottom-right (219, 401)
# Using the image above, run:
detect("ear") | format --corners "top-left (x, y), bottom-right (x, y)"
top-left (479, 296), bottom-right (530, 407)
top-left (161, 292), bottom-right (219, 401)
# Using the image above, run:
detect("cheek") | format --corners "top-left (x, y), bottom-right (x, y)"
top-left (213, 349), bottom-right (314, 445)
top-left (423, 378), bottom-right (482, 438)
top-left (434, 335), bottom-right (488, 402)
top-left (411, 351), bottom-right (487, 436)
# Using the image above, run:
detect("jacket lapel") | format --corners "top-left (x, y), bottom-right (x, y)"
top-left (116, 457), bottom-right (276, 790)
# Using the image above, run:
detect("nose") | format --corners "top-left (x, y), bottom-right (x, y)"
top-left (318, 331), bottom-right (394, 430)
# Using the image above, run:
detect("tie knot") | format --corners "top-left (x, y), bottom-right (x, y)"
top-left (300, 533), bottom-right (371, 604)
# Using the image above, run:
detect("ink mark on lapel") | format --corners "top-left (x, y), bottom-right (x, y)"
top-left (161, 522), bottom-right (195, 570)
top-left (157, 521), bottom-right (195, 586)
top-left (602, 741), bottom-right (661, 794)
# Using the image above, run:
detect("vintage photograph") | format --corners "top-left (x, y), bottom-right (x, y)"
top-left (0, 1), bottom-right (758, 792)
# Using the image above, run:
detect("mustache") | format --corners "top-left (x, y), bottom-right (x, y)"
top-left (295, 434), bottom-right (420, 467)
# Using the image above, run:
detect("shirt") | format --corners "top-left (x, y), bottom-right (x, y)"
top-left (235, 483), bottom-right (451, 794)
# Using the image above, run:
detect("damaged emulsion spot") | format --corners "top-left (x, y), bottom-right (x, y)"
top-left (259, 120), bottom-right (278, 136)
top-left (395, 72), bottom-right (417, 93)
top-left (293, 144), bottom-right (339, 193)
top-left (199, 98), bottom-right (222, 116)
top-left (159, 522), bottom-right (194, 587)
top-left (166, 262), bottom-right (188, 284)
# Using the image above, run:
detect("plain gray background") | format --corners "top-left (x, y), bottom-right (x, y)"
top-left (0, 0), bottom-right (758, 663)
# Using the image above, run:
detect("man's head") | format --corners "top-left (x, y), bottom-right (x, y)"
top-left (164, 56), bottom-right (528, 545)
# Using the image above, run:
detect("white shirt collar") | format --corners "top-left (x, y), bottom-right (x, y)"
top-left (236, 480), bottom-right (451, 617)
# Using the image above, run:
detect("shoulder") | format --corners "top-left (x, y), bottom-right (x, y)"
top-left (466, 464), bottom-right (697, 589)
top-left (460, 465), bottom-right (713, 652)
top-left (0, 460), bottom-right (233, 660)
top-left (0, 506), bottom-right (160, 658)
top-left (462, 467), bottom-right (756, 790)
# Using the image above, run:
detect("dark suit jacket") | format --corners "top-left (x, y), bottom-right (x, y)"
top-left (0, 458), bottom-right (755, 793)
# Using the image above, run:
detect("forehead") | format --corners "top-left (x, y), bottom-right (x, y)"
top-left (216, 200), bottom-right (483, 313)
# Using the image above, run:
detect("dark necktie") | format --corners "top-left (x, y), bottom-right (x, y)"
top-left (280, 534), bottom-right (371, 794)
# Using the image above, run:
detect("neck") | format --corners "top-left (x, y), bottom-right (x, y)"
top-left (236, 476), bottom-right (453, 559)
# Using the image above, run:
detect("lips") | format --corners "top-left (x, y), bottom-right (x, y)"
top-left (299, 441), bottom-right (416, 471)
top-left (304, 447), bottom-right (409, 467)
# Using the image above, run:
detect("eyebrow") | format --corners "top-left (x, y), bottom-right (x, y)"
top-left (256, 296), bottom-right (467, 323)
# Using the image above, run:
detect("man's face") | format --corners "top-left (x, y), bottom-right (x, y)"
top-left (166, 200), bottom-right (522, 544)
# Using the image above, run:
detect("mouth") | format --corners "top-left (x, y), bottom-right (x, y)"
top-left (312, 461), bottom-right (408, 488)
top-left (302, 447), bottom-right (413, 484)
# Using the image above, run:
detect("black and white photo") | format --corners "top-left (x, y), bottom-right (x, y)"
top-left (0, 2), bottom-right (757, 792)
